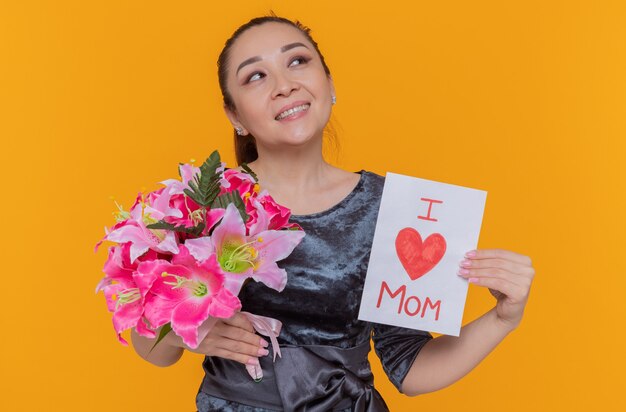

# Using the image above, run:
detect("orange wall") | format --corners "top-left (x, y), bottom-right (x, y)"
top-left (1, 1), bottom-right (624, 410)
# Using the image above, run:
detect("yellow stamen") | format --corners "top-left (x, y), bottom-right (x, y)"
top-left (189, 209), bottom-right (204, 225)
top-left (253, 184), bottom-right (260, 193)
top-left (257, 237), bottom-right (263, 242)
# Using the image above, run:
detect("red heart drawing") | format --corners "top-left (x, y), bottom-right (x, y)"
top-left (395, 227), bottom-right (447, 281)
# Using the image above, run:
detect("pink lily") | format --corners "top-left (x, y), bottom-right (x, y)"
top-left (219, 168), bottom-right (256, 195)
top-left (154, 192), bottom-right (226, 236)
top-left (245, 190), bottom-right (302, 235)
top-left (185, 203), bottom-right (305, 295)
top-left (140, 245), bottom-right (241, 348)
top-left (145, 187), bottom-right (183, 220)
top-left (98, 193), bottom-right (179, 263)
top-left (102, 276), bottom-right (155, 345)
top-left (95, 245), bottom-right (134, 293)
top-left (95, 243), bottom-right (162, 292)
top-left (160, 163), bottom-right (200, 195)
top-left (160, 163), bottom-right (227, 233)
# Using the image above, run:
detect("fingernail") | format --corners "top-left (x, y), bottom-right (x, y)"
top-left (252, 365), bottom-right (263, 382)
top-left (460, 259), bottom-right (472, 267)
top-left (246, 357), bottom-right (260, 366)
top-left (458, 269), bottom-right (470, 275)
top-left (465, 250), bottom-right (477, 258)
top-left (246, 363), bottom-right (263, 382)
top-left (469, 277), bottom-right (479, 283)
top-left (260, 338), bottom-right (269, 348)
top-left (258, 348), bottom-right (269, 356)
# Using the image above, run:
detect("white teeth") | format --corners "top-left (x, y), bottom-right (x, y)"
top-left (275, 104), bottom-right (310, 120)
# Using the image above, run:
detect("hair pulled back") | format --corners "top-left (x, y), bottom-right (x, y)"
top-left (217, 13), bottom-right (333, 165)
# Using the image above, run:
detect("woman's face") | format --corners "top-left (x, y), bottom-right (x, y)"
top-left (224, 22), bottom-right (335, 150)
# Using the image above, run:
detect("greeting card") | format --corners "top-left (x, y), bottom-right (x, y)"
top-left (358, 172), bottom-right (487, 336)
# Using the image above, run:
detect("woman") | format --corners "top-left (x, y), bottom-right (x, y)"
top-left (131, 15), bottom-right (535, 411)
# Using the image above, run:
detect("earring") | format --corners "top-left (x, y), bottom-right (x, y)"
top-left (331, 95), bottom-right (336, 105)
top-left (235, 127), bottom-right (244, 136)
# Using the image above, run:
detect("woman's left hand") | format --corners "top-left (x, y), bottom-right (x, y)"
top-left (458, 249), bottom-right (535, 330)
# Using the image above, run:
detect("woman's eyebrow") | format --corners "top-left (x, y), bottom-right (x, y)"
top-left (236, 42), bottom-right (310, 75)
top-left (236, 56), bottom-right (262, 75)
top-left (281, 42), bottom-right (309, 53)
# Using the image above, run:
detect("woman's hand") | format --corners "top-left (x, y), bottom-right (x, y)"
top-left (403, 248), bottom-right (535, 395)
top-left (165, 312), bottom-right (269, 368)
top-left (458, 249), bottom-right (535, 330)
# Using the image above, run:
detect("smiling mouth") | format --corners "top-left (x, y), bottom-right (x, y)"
top-left (275, 104), bottom-right (310, 121)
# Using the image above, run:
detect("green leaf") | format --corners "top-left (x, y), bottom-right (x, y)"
top-left (147, 220), bottom-right (206, 237)
top-left (240, 162), bottom-right (258, 182)
top-left (148, 323), bottom-right (172, 354)
top-left (145, 221), bottom-right (177, 231)
top-left (211, 189), bottom-right (248, 222)
top-left (184, 150), bottom-right (222, 207)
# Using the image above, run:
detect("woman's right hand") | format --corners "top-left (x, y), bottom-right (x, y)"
top-left (166, 312), bottom-right (270, 368)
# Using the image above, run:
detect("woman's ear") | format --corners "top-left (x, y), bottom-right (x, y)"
top-left (328, 76), bottom-right (337, 104)
top-left (223, 104), bottom-right (248, 135)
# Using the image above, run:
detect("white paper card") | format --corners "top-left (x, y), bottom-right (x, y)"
top-left (358, 172), bottom-right (487, 336)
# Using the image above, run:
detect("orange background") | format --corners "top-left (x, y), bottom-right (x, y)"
top-left (1, 1), bottom-right (624, 411)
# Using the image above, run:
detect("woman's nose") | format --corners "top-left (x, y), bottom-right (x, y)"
top-left (271, 72), bottom-right (299, 98)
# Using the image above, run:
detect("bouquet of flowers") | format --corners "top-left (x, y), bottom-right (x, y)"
top-left (95, 150), bottom-right (305, 379)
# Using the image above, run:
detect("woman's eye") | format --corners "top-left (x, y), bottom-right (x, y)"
top-left (246, 72), bottom-right (264, 83)
top-left (289, 56), bottom-right (310, 67)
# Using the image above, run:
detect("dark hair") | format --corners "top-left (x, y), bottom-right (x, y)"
top-left (217, 13), bottom-right (333, 165)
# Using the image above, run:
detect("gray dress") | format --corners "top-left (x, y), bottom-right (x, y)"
top-left (196, 170), bottom-right (432, 412)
